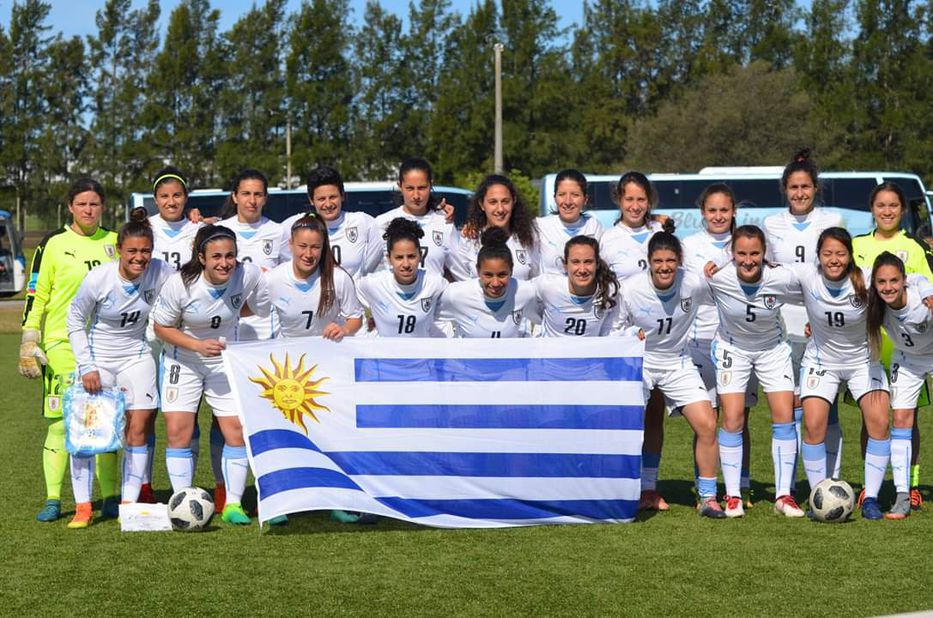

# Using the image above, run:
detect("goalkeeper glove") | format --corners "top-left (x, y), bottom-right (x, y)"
top-left (18, 329), bottom-right (47, 379)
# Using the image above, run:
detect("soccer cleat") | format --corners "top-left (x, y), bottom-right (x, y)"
top-left (221, 503), bottom-right (251, 525)
top-left (741, 487), bottom-right (753, 508)
top-left (885, 492), bottom-right (911, 520)
top-left (214, 484), bottom-right (227, 512)
top-left (67, 502), bottom-right (93, 529)
top-left (138, 483), bottom-right (156, 504)
top-left (101, 496), bottom-right (120, 519)
top-left (638, 490), bottom-right (670, 511)
top-left (773, 495), bottom-right (805, 518)
top-left (36, 499), bottom-right (62, 522)
top-left (330, 510), bottom-right (378, 524)
top-left (268, 514), bottom-right (289, 526)
top-left (910, 488), bottom-right (923, 511)
top-left (698, 497), bottom-right (726, 519)
top-left (724, 495), bottom-right (745, 518)
top-left (857, 488), bottom-right (866, 508)
top-left (861, 497), bottom-right (883, 520)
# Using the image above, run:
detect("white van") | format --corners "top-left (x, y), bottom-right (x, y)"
top-left (539, 168), bottom-right (933, 239)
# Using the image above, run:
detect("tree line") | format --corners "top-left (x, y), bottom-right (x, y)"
top-left (0, 0), bottom-right (930, 227)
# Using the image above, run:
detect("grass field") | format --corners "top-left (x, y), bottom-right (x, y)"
top-left (1, 332), bottom-right (932, 616)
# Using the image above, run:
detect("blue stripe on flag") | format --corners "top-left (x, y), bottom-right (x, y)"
top-left (250, 429), bottom-right (321, 455)
top-left (375, 497), bottom-right (638, 520)
top-left (258, 467), bottom-right (362, 497)
top-left (354, 357), bottom-right (642, 382)
top-left (356, 404), bottom-right (644, 430)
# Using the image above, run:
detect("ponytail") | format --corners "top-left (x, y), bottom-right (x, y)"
top-left (118, 207), bottom-right (153, 247)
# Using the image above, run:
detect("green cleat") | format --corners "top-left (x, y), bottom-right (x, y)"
top-left (221, 503), bottom-right (251, 525)
top-left (36, 499), bottom-right (62, 522)
top-left (267, 514), bottom-right (289, 526)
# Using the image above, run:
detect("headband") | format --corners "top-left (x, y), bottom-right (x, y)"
top-left (198, 229), bottom-right (236, 252)
top-left (290, 212), bottom-right (321, 232)
top-left (153, 173), bottom-right (188, 191)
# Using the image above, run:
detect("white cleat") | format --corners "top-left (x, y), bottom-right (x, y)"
top-left (773, 495), bottom-right (805, 518)
top-left (724, 495), bottom-right (745, 518)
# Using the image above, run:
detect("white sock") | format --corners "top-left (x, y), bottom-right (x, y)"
top-left (222, 445), bottom-right (249, 505)
top-left (864, 438), bottom-right (891, 499)
top-left (71, 455), bottom-right (95, 504)
top-left (718, 429), bottom-right (743, 497)
top-left (166, 447), bottom-right (194, 492)
top-left (772, 423), bottom-right (797, 498)
top-left (801, 441), bottom-right (827, 489)
top-left (891, 428), bottom-right (913, 494)
top-left (122, 445), bottom-right (148, 502)
top-left (210, 424), bottom-right (225, 485)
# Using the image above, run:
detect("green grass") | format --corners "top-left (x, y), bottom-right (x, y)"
top-left (0, 331), bottom-right (931, 616)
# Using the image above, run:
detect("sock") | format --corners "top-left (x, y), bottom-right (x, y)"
top-left (210, 424), bottom-right (225, 486)
top-left (190, 424), bottom-right (201, 473)
top-left (891, 428), bottom-right (913, 494)
top-left (122, 445), bottom-right (148, 502)
top-left (43, 420), bottom-right (68, 500)
top-left (740, 469), bottom-right (750, 491)
top-left (719, 429), bottom-right (743, 497)
top-left (95, 451), bottom-right (119, 499)
top-left (772, 422), bottom-right (798, 498)
top-left (697, 476), bottom-right (717, 500)
top-left (790, 407), bottom-right (803, 491)
top-left (910, 464), bottom-right (920, 489)
top-left (864, 437), bottom-right (891, 499)
top-left (222, 445), bottom-right (249, 505)
top-left (70, 454), bottom-right (95, 504)
top-left (825, 401), bottom-right (843, 478)
top-left (801, 441), bottom-right (827, 489)
top-left (166, 447), bottom-right (194, 492)
top-left (640, 452), bottom-right (661, 492)
top-left (142, 432), bottom-right (155, 485)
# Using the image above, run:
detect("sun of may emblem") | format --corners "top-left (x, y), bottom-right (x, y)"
top-left (250, 353), bottom-right (331, 434)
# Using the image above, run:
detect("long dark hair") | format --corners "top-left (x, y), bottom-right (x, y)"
top-left (564, 235), bottom-right (619, 310)
top-left (697, 182), bottom-right (737, 234)
top-left (118, 207), bottom-right (154, 247)
top-left (396, 157), bottom-right (445, 212)
top-left (817, 227), bottom-right (866, 302)
top-left (866, 251), bottom-right (907, 359)
top-left (222, 168), bottom-right (269, 218)
top-left (290, 214), bottom-right (337, 316)
top-left (466, 174), bottom-right (537, 250)
top-left (180, 225), bottom-right (237, 288)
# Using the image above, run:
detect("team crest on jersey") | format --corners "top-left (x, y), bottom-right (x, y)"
top-left (165, 387), bottom-right (178, 404)
top-left (807, 374), bottom-right (820, 390)
top-left (512, 310), bottom-right (522, 325)
top-left (262, 240), bottom-right (273, 256)
top-left (346, 227), bottom-right (358, 243)
top-left (231, 293), bottom-right (243, 309)
top-left (104, 244), bottom-right (116, 259)
top-left (763, 295), bottom-right (777, 310)
top-left (896, 250), bottom-right (909, 262)
top-left (680, 298), bottom-right (693, 313)
top-left (47, 396), bottom-right (60, 412)
top-left (144, 289), bottom-right (155, 305)
top-left (849, 294), bottom-right (864, 309)
top-left (432, 231), bottom-right (444, 247)
top-left (421, 298), bottom-right (433, 313)
top-left (916, 321), bottom-right (928, 334)
top-left (516, 250), bottom-right (528, 265)
top-left (719, 371), bottom-right (732, 387)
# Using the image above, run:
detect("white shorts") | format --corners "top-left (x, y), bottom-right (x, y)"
top-left (788, 337), bottom-right (807, 396)
top-left (643, 362), bottom-right (710, 414)
top-left (713, 339), bottom-right (795, 395)
top-left (800, 360), bottom-right (888, 404)
top-left (689, 339), bottom-right (759, 408)
top-left (160, 354), bottom-right (237, 417)
top-left (890, 352), bottom-right (933, 410)
top-left (96, 355), bottom-right (158, 410)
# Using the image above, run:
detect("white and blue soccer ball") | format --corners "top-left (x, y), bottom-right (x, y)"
top-left (168, 487), bottom-right (215, 531)
top-left (809, 478), bottom-right (855, 523)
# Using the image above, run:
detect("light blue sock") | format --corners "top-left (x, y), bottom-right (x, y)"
top-left (166, 447), bottom-right (194, 492)
top-left (864, 438), bottom-right (891, 499)
top-left (801, 441), bottom-right (827, 489)
top-left (719, 429), bottom-right (743, 497)
top-left (697, 476), bottom-right (717, 500)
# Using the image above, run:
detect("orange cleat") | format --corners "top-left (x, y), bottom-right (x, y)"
top-left (214, 484), bottom-right (226, 512)
top-left (68, 502), bottom-right (93, 529)
top-left (910, 488), bottom-right (923, 511)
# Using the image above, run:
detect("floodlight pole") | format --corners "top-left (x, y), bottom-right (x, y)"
top-left (494, 42), bottom-right (504, 174)
top-left (286, 114), bottom-right (293, 190)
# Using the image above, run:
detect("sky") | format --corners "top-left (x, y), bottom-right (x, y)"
top-left (1, 1), bottom-right (585, 39)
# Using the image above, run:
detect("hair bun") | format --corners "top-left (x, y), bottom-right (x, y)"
top-left (129, 206), bottom-right (150, 225)
top-left (480, 226), bottom-right (509, 248)
top-left (793, 147), bottom-right (812, 163)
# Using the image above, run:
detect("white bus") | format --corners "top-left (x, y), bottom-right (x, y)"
top-left (0, 209), bottom-right (26, 297)
top-left (539, 168), bottom-right (933, 239)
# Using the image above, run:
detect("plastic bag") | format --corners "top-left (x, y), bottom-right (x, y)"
top-left (63, 383), bottom-right (126, 456)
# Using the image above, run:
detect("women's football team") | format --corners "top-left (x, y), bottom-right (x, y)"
top-left (18, 151), bottom-right (932, 527)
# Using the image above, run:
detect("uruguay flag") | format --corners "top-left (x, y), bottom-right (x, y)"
top-left (223, 337), bottom-right (645, 528)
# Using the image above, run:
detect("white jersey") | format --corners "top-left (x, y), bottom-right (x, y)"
top-left (599, 220), bottom-right (664, 281)
top-left (67, 259), bottom-right (174, 376)
top-left (533, 273), bottom-right (618, 337)
top-left (267, 261), bottom-right (363, 338)
top-left (681, 230), bottom-right (731, 342)
top-left (708, 263), bottom-right (801, 350)
top-left (436, 278), bottom-right (538, 338)
top-left (883, 283), bottom-right (933, 357)
top-left (450, 233), bottom-right (539, 282)
top-left (619, 269), bottom-right (710, 369)
top-left (357, 269), bottom-right (448, 337)
top-left (149, 214), bottom-right (202, 271)
top-left (535, 214), bottom-right (604, 275)
top-left (151, 262), bottom-right (270, 364)
top-left (281, 210), bottom-right (383, 279)
top-left (764, 209), bottom-right (844, 339)
top-left (374, 207), bottom-right (458, 276)
top-left (219, 215), bottom-right (290, 272)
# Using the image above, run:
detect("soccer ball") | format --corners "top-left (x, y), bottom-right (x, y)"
top-left (809, 478), bottom-right (855, 523)
top-left (168, 487), bottom-right (215, 531)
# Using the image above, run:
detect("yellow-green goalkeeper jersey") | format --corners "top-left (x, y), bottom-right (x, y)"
top-left (22, 225), bottom-right (119, 344)
top-left (852, 229), bottom-right (933, 280)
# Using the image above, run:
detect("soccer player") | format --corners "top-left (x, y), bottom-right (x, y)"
top-left (534, 236), bottom-right (619, 337)
top-left (357, 218), bottom-right (448, 337)
top-left (618, 232), bottom-right (726, 518)
top-left (20, 178), bottom-right (120, 523)
top-left (707, 225), bottom-right (804, 518)
top-left (375, 158), bottom-right (459, 277)
top-left (437, 228), bottom-right (539, 338)
top-left (281, 166), bottom-right (383, 280)
top-left (854, 181), bottom-right (933, 511)
top-left (151, 225), bottom-right (270, 525)
top-left (450, 174), bottom-right (540, 281)
top-left (65, 209), bottom-right (173, 527)
top-left (536, 169), bottom-right (604, 275)
top-left (763, 149), bottom-right (845, 484)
